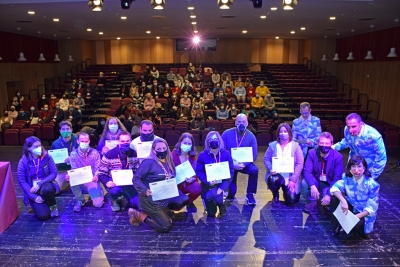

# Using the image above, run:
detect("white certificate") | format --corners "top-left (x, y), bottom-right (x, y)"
top-left (175, 161), bottom-right (196, 185)
top-left (205, 162), bottom-right (231, 182)
top-left (48, 148), bottom-right (69, 164)
top-left (149, 178), bottom-right (179, 201)
top-left (272, 157), bottom-right (294, 173)
top-left (333, 204), bottom-right (360, 234)
top-left (111, 169), bottom-right (133, 186)
top-left (67, 166), bottom-right (93, 187)
top-left (231, 147), bottom-right (253, 162)
top-left (136, 141), bottom-right (153, 158)
top-left (106, 140), bottom-right (118, 150)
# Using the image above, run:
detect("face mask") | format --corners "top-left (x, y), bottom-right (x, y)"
top-left (44, 108), bottom-right (48, 111)
top-left (51, 97), bottom-right (55, 100)
top-left (196, 95), bottom-right (200, 98)
top-left (79, 142), bottom-right (89, 150)
top-left (319, 145), bottom-right (331, 154)
top-left (237, 124), bottom-right (246, 132)
top-left (119, 143), bottom-right (130, 154)
top-left (42, 97), bottom-right (45, 100)
top-left (165, 86), bottom-right (169, 89)
top-left (174, 84), bottom-right (178, 87)
top-left (87, 93), bottom-right (90, 96)
top-left (56, 106), bottom-right (60, 109)
top-left (209, 140), bottom-right (219, 149)
top-left (142, 84), bottom-right (146, 87)
top-left (100, 121), bottom-right (106, 126)
top-left (69, 108), bottom-right (74, 112)
top-left (60, 131), bottom-right (71, 138)
top-left (31, 146), bottom-right (42, 156)
top-left (135, 94), bottom-right (139, 98)
top-left (109, 124), bottom-right (118, 133)
top-left (184, 95), bottom-right (188, 98)
top-left (78, 95), bottom-right (81, 98)
top-left (256, 94), bottom-right (260, 98)
top-left (220, 106), bottom-right (225, 110)
top-left (155, 150), bottom-right (168, 159)
top-left (17, 93), bottom-right (20, 96)
top-left (267, 94), bottom-right (271, 98)
top-left (219, 93), bottom-right (223, 97)
top-left (181, 144), bottom-right (192, 153)
top-left (173, 96), bottom-right (177, 99)
top-left (181, 104), bottom-right (185, 108)
top-left (30, 108), bottom-right (34, 111)
top-left (279, 132), bottom-right (289, 141)
top-left (141, 132), bottom-right (154, 141)
top-left (10, 108), bottom-right (15, 112)
top-left (153, 83), bottom-right (157, 86)
top-left (4, 113), bottom-right (8, 117)
top-left (260, 83), bottom-right (264, 86)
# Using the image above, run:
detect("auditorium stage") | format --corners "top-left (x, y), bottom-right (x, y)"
top-left (0, 146), bottom-right (400, 267)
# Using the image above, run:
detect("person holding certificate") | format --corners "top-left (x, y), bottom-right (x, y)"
top-left (171, 133), bottom-right (202, 212)
top-left (130, 138), bottom-right (189, 233)
top-left (195, 131), bottom-right (234, 218)
top-left (18, 137), bottom-right (59, 220)
top-left (330, 155), bottom-right (380, 236)
top-left (96, 117), bottom-right (127, 156)
top-left (50, 120), bottom-right (79, 192)
top-left (221, 114), bottom-right (258, 205)
top-left (130, 120), bottom-right (160, 161)
top-left (263, 123), bottom-right (304, 205)
top-left (65, 132), bottom-right (104, 212)
top-left (96, 131), bottom-right (140, 212)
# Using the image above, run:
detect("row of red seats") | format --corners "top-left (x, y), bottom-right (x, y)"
top-left (1, 121), bottom-right (55, 146)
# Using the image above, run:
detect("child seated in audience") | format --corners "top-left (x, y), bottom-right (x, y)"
top-left (229, 103), bottom-right (239, 120)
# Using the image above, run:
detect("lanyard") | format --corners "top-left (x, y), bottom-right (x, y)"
top-left (62, 141), bottom-right (73, 152)
top-left (32, 158), bottom-right (41, 179)
top-left (213, 152), bottom-right (221, 163)
top-left (156, 160), bottom-right (172, 179)
top-left (235, 131), bottom-right (246, 147)
top-left (321, 158), bottom-right (325, 175)
top-left (117, 153), bottom-right (129, 169)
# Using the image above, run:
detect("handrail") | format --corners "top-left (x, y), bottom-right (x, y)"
top-left (358, 93), bottom-right (369, 111)
top-left (343, 84), bottom-right (352, 97)
top-left (367, 100), bottom-right (381, 120)
top-left (85, 58), bottom-right (91, 67)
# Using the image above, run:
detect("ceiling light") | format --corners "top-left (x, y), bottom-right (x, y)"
top-left (191, 22), bottom-right (197, 25)
top-left (91, 0), bottom-right (103, 11)
top-left (121, 0), bottom-right (132, 9)
top-left (99, 32), bottom-right (104, 35)
top-left (117, 37), bottom-right (121, 40)
top-left (28, 11), bottom-right (35, 15)
top-left (194, 30), bottom-right (198, 33)
top-left (275, 36), bottom-right (279, 39)
top-left (193, 36), bottom-right (200, 44)
top-left (53, 18), bottom-right (59, 22)
top-left (188, 6), bottom-right (194, 10)
top-left (282, 0), bottom-right (297, 10)
top-left (218, 0), bottom-right (233, 9)
top-left (260, 15), bottom-right (267, 19)
top-left (121, 16), bottom-right (127, 20)
top-left (270, 7), bottom-right (277, 10)
top-left (290, 31), bottom-right (295, 34)
top-left (146, 31), bottom-right (151, 34)
top-left (87, 28), bottom-right (92, 31)
top-left (150, 0), bottom-right (165, 10)
top-left (387, 19), bottom-right (399, 57)
top-left (156, 36), bottom-right (160, 39)
top-left (330, 16), bottom-right (336, 20)
top-left (301, 27), bottom-right (306, 30)
top-left (93, 0), bottom-right (101, 5)
top-left (190, 15), bottom-right (196, 19)
top-left (242, 30), bottom-right (247, 34)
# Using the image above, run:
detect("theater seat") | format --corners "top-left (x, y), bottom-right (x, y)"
top-left (29, 124), bottom-right (42, 139)
top-left (154, 130), bottom-right (164, 138)
top-left (42, 125), bottom-right (55, 144)
top-left (384, 133), bottom-right (399, 146)
top-left (20, 129), bottom-right (35, 145)
top-left (206, 120), bottom-right (222, 131)
top-left (110, 99), bottom-right (120, 111)
top-left (326, 126), bottom-right (340, 142)
top-left (165, 131), bottom-right (180, 146)
top-left (256, 132), bottom-right (272, 146)
top-left (105, 110), bottom-right (116, 116)
top-left (4, 129), bottom-right (19, 146)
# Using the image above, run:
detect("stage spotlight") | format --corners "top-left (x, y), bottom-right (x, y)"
top-left (90, 0), bottom-right (103, 11)
top-left (252, 0), bottom-right (262, 8)
top-left (282, 0), bottom-right (297, 10)
top-left (121, 0), bottom-right (132, 9)
top-left (150, 0), bottom-right (165, 10)
top-left (218, 0), bottom-right (233, 9)
top-left (193, 36), bottom-right (200, 44)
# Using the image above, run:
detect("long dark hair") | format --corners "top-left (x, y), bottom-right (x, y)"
top-left (22, 136), bottom-right (41, 158)
top-left (174, 132), bottom-right (197, 157)
top-left (345, 155), bottom-right (372, 178)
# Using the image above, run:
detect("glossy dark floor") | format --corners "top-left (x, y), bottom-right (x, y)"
top-left (1, 147), bottom-right (400, 267)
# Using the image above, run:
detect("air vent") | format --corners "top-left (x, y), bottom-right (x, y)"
top-left (358, 17), bottom-right (375, 21)
top-left (323, 28), bottom-right (335, 31)
top-left (221, 16), bottom-right (236, 19)
top-left (16, 20), bottom-right (32, 23)
top-left (152, 16), bottom-right (166, 19)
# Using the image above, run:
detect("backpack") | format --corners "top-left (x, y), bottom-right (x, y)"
top-left (1, 122), bottom-right (11, 132)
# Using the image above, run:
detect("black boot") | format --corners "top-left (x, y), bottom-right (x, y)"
top-left (331, 225), bottom-right (342, 236)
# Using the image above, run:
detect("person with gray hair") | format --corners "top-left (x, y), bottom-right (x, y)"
top-left (303, 132), bottom-right (343, 212)
top-left (333, 113), bottom-right (387, 180)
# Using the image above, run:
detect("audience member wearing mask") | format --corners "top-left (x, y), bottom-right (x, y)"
top-left (264, 94), bottom-right (276, 119)
top-left (130, 120), bottom-right (160, 162)
top-left (143, 93), bottom-right (155, 111)
top-left (255, 81), bottom-right (270, 98)
top-left (251, 94), bottom-right (264, 115)
top-left (40, 104), bottom-right (52, 124)
top-left (190, 114), bottom-right (206, 131)
top-left (49, 95), bottom-right (58, 109)
top-left (8, 106), bottom-right (18, 120)
top-left (38, 94), bottom-right (49, 110)
top-left (17, 109), bottom-right (30, 122)
top-left (214, 90), bottom-right (228, 109)
top-left (12, 91), bottom-right (24, 111)
top-left (96, 117), bottom-right (127, 156)
top-left (0, 110), bottom-right (13, 132)
top-left (59, 94), bottom-right (70, 111)
top-left (203, 89), bottom-right (214, 109)
top-left (180, 92), bottom-right (192, 109)
top-left (242, 104), bottom-right (257, 119)
top-left (212, 70), bottom-right (220, 86)
top-left (234, 83), bottom-right (247, 103)
top-left (216, 105), bottom-right (229, 120)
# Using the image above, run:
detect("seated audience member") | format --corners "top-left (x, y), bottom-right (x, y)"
top-left (65, 132), bottom-right (104, 212)
top-left (222, 78), bottom-right (234, 91)
top-left (132, 93), bottom-right (143, 109)
top-left (38, 94), bottom-right (49, 110)
top-left (246, 83), bottom-right (256, 102)
top-left (196, 131), bottom-right (234, 217)
top-left (180, 92), bottom-right (191, 109)
top-left (97, 72), bottom-right (107, 97)
top-left (96, 131), bottom-right (140, 212)
top-left (18, 137), bottom-right (59, 220)
top-left (150, 66), bottom-right (159, 79)
top-left (221, 70), bottom-right (231, 82)
top-left (28, 105), bottom-right (40, 124)
top-left (213, 83), bottom-right (223, 94)
top-left (234, 76), bottom-right (244, 88)
top-left (139, 82), bottom-right (150, 97)
top-left (190, 114), bottom-right (206, 130)
top-left (264, 123), bottom-right (304, 205)
top-left (171, 133), bottom-right (202, 212)
top-left (229, 103), bottom-right (239, 120)
top-left (303, 132), bottom-right (343, 211)
top-left (171, 82), bottom-right (181, 96)
top-left (136, 74), bottom-right (146, 86)
top-left (193, 92), bottom-right (204, 107)
top-left (116, 102), bottom-right (128, 118)
top-left (330, 155), bottom-right (380, 236)
top-left (244, 77), bottom-right (251, 87)
top-left (151, 110), bottom-right (162, 127)
top-left (96, 117), bottom-right (107, 138)
top-left (50, 120), bottom-right (79, 192)
top-left (264, 94), bottom-right (276, 119)
top-left (214, 90), bottom-right (228, 109)
top-left (193, 78), bottom-right (203, 95)
top-left (234, 83), bottom-right (247, 103)
top-left (12, 91), bottom-right (24, 111)
top-left (242, 104), bottom-right (257, 119)
top-left (216, 104), bottom-right (229, 121)
top-left (187, 62), bottom-right (196, 78)
top-left (65, 81), bottom-right (76, 98)
top-left (168, 94), bottom-right (180, 115)
top-left (181, 80), bottom-right (194, 97)
top-left (255, 81), bottom-right (270, 98)
top-left (143, 93), bottom-right (155, 111)
top-left (162, 84), bottom-right (172, 98)
top-left (129, 83), bottom-right (139, 98)
top-left (0, 110), bottom-right (13, 132)
top-left (196, 64), bottom-right (203, 78)
top-left (271, 113), bottom-right (283, 132)
top-left (247, 116), bottom-right (258, 135)
top-left (49, 94), bottom-right (58, 109)
top-left (212, 70), bottom-right (220, 86)
top-left (203, 89), bottom-right (214, 109)
top-left (191, 101), bottom-right (204, 119)
top-left (73, 93), bottom-right (85, 119)
top-left (17, 109), bottom-right (30, 122)
top-left (177, 105), bottom-right (191, 120)
top-left (49, 103), bottom-right (64, 126)
top-left (129, 138), bottom-right (189, 232)
top-left (84, 83), bottom-right (96, 109)
top-left (131, 121), bottom-right (140, 136)
top-left (225, 85), bottom-right (233, 95)
top-left (59, 94), bottom-right (70, 111)
top-left (40, 104), bottom-right (52, 124)
top-left (8, 105), bottom-right (18, 120)
top-left (97, 117), bottom-right (127, 156)
top-left (149, 80), bottom-right (159, 98)
top-left (251, 94), bottom-right (264, 114)
top-left (175, 73), bottom-right (184, 87)
top-left (167, 69), bottom-right (176, 85)
top-left (65, 104), bottom-right (80, 130)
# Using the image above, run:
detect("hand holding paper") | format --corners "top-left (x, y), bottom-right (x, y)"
top-left (48, 148), bottom-right (69, 164)
top-left (67, 166), bottom-right (93, 187)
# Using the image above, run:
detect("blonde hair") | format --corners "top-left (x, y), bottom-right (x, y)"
top-left (204, 131), bottom-right (225, 153)
top-left (148, 138), bottom-right (176, 177)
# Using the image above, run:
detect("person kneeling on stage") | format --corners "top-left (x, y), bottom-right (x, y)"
top-left (95, 131), bottom-right (140, 212)
top-left (330, 155), bottom-right (379, 237)
top-left (129, 138), bottom-right (189, 233)
top-left (196, 131), bottom-right (234, 218)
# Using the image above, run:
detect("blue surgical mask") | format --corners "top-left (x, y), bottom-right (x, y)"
top-left (109, 124), bottom-right (118, 133)
top-left (79, 143), bottom-right (89, 150)
top-left (180, 144), bottom-right (192, 153)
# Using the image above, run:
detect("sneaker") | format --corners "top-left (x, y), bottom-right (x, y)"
top-left (186, 203), bottom-right (197, 213)
top-left (50, 205), bottom-right (59, 217)
top-left (73, 200), bottom-right (84, 212)
top-left (246, 193), bottom-right (256, 206)
top-left (111, 199), bottom-right (121, 212)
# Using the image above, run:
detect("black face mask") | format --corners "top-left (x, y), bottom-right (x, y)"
top-left (209, 140), bottom-right (219, 149)
top-left (319, 145), bottom-right (331, 154)
top-left (156, 150), bottom-right (168, 159)
top-left (119, 143), bottom-right (131, 154)
top-left (141, 132), bottom-right (154, 141)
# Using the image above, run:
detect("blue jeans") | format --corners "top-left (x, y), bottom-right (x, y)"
top-left (302, 178), bottom-right (331, 200)
top-left (228, 163), bottom-right (259, 198)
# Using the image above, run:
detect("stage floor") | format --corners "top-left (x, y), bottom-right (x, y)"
top-left (0, 146), bottom-right (400, 267)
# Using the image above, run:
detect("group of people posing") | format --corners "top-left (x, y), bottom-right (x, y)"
top-left (18, 106), bottom-right (386, 236)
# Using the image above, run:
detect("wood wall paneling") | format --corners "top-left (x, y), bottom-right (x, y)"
top-left (95, 41), bottom-right (105, 64)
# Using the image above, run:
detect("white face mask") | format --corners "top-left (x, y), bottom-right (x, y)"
top-left (109, 124), bottom-right (118, 133)
top-left (180, 144), bottom-right (192, 153)
top-left (31, 146), bottom-right (42, 156)
top-left (79, 142), bottom-right (89, 150)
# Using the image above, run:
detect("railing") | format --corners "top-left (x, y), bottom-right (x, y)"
top-left (349, 87), bottom-right (359, 100)
top-left (358, 93), bottom-right (369, 111)
top-left (343, 84), bottom-right (352, 97)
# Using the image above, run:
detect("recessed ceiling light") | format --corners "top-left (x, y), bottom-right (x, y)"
top-left (330, 16), bottom-right (336, 20)
top-left (301, 27), bottom-right (306, 30)
top-left (188, 6), bottom-right (194, 10)
top-left (117, 37), bottom-right (121, 40)
top-left (156, 36), bottom-right (160, 39)
top-left (146, 31), bottom-right (151, 34)
top-left (28, 11), bottom-right (35, 15)
top-left (271, 7), bottom-right (277, 10)
top-left (53, 18), bottom-right (59, 22)
top-left (191, 22), bottom-right (197, 25)
top-left (275, 36), bottom-right (279, 39)
top-left (194, 30), bottom-right (198, 33)
top-left (99, 32), bottom-right (103, 35)
top-left (121, 16), bottom-right (127, 20)
top-left (242, 30), bottom-right (247, 33)
top-left (190, 15), bottom-right (196, 19)
top-left (87, 28), bottom-right (92, 31)
top-left (260, 15), bottom-right (267, 19)
top-left (290, 31), bottom-right (295, 34)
